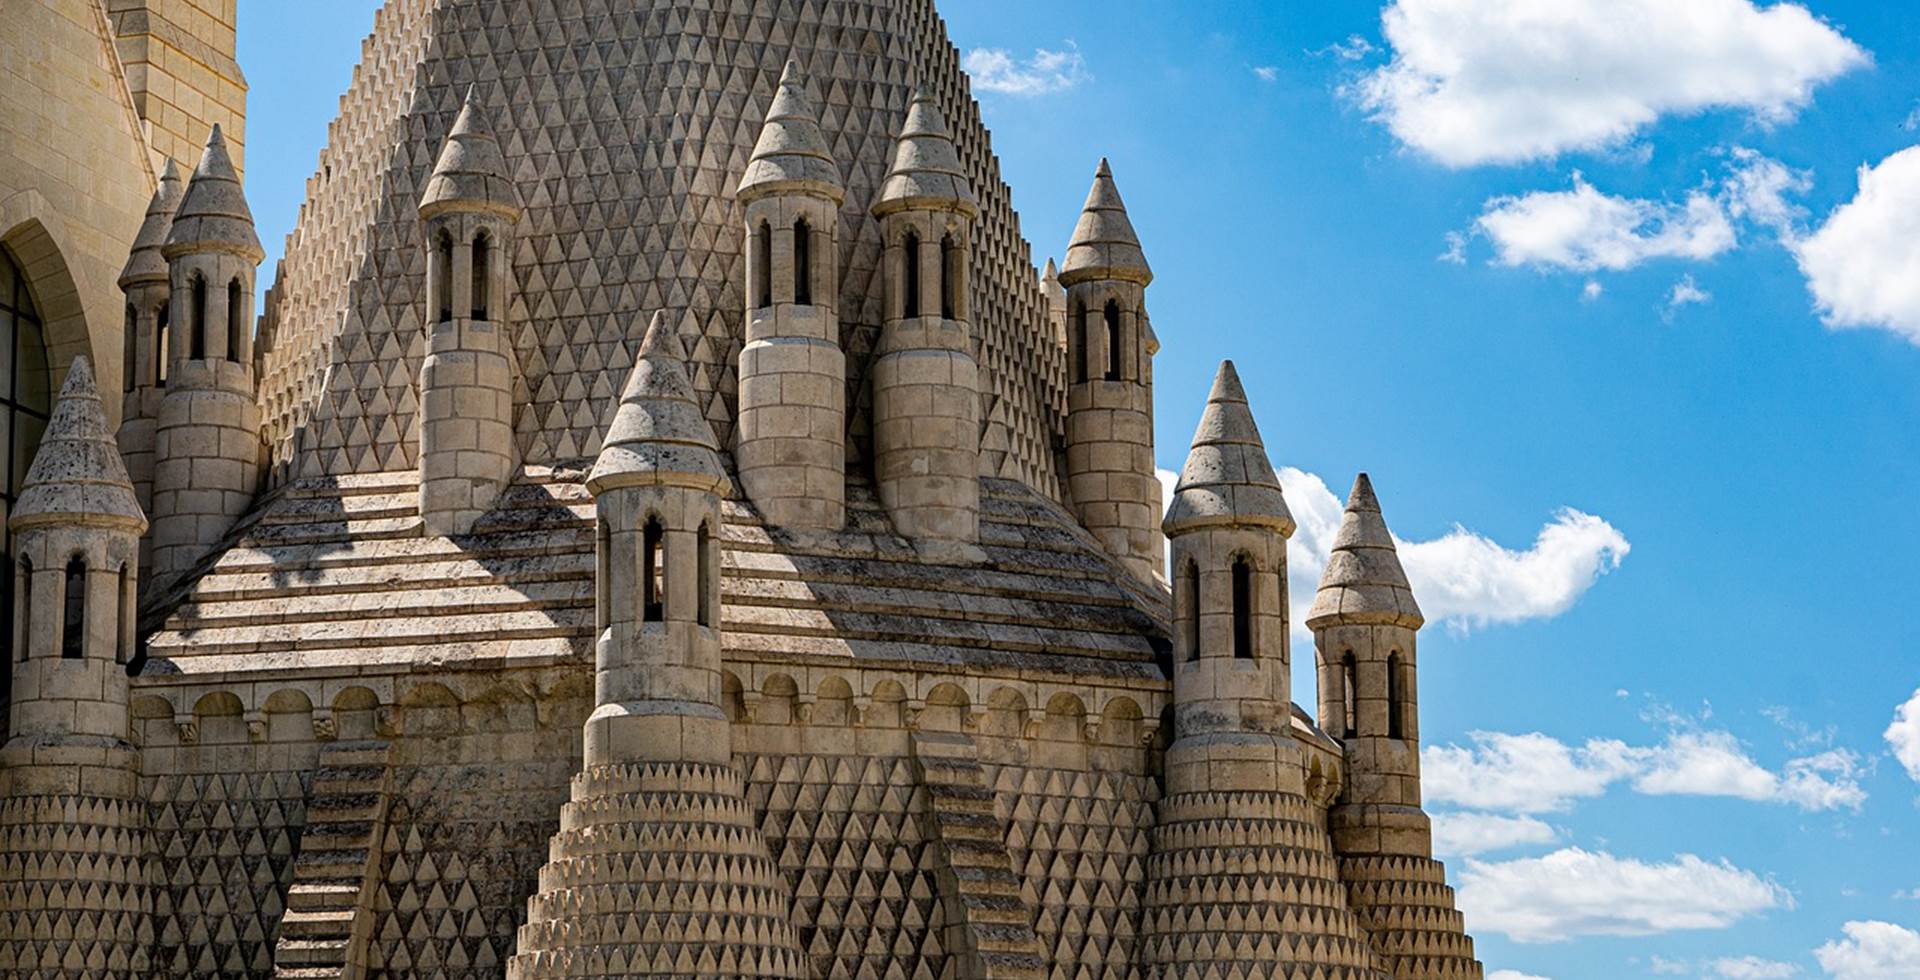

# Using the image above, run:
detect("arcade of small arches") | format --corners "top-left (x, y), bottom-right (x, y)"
top-left (11, 550), bottom-right (137, 664)
top-left (594, 512), bottom-right (718, 628)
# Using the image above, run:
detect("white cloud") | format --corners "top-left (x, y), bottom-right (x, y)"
top-left (1474, 175), bottom-right (1736, 273)
top-left (963, 42), bottom-right (1089, 96)
top-left (1327, 35), bottom-right (1375, 62)
top-left (1714, 955), bottom-right (1801, 979)
top-left (1793, 147), bottom-right (1920, 343)
top-left (1354, 0), bottom-right (1866, 167)
top-left (1776, 750), bottom-right (1869, 813)
top-left (1724, 147), bottom-right (1813, 235)
top-left (1815, 921), bottom-right (1920, 979)
top-left (1489, 972), bottom-right (1551, 980)
top-left (1431, 812), bottom-right (1558, 857)
top-left (1252, 66), bottom-right (1279, 83)
top-left (1667, 275), bottom-right (1713, 317)
top-left (1651, 957), bottom-right (1691, 975)
top-left (1883, 687), bottom-right (1920, 782)
top-left (1458, 847), bottom-right (1791, 943)
top-left (1581, 280), bottom-right (1604, 303)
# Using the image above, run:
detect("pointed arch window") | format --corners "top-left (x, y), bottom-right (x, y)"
top-left (116, 563), bottom-right (131, 665)
top-left (188, 274), bottom-right (206, 360)
top-left (435, 230), bottom-right (454, 324)
top-left (793, 216), bottom-right (812, 306)
top-left (641, 515), bottom-right (665, 623)
top-left (123, 305), bottom-right (137, 393)
top-left (1182, 560), bottom-right (1200, 661)
top-left (939, 234), bottom-right (957, 319)
top-left (3, 248), bottom-right (52, 673)
top-left (696, 520), bottom-right (713, 627)
top-left (471, 232), bottom-right (491, 321)
top-left (1231, 555), bottom-right (1253, 659)
top-left (1387, 651), bottom-right (1406, 740)
top-left (155, 302), bottom-right (169, 387)
top-left (1340, 652), bottom-right (1358, 738)
top-left (61, 555), bottom-right (85, 659)
top-left (227, 278), bottom-right (244, 363)
top-left (902, 231), bottom-right (920, 318)
top-left (755, 221), bottom-right (773, 309)
top-left (1104, 300), bottom-right (1122, 381)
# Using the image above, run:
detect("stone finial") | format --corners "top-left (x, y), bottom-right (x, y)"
top-left (737, 60), bottom-right (845, 204)
top-left (1162, 360), bottom-right (1293, 537)
top-left (1305, 473), bottom-right (1424, 630)
top-left (119, 159), bottom-right (185, 289)
top-left (419, 86), bottom-right (523, 220)
top-left (162, 124), bottom-right (264, 262)
top-left (588, 312), bottom-right (730, 496)
top-left (10, 357), bottom-right (147, 534)
top-left (1059, 158), bottom-right (1151, 287)
top-left (872, 84), bottom-right (977, 218)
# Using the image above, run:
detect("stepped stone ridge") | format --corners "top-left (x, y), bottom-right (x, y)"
top-left (420, 85), bottom-right (524, 218)
top-left (1307, 473), bottom-right (1425, 630)
top-left (119, 158), bottom-right (185, 288)
top-left (162, 124), bottom-right (262, 261)
top-left (11, 356), bottom-right (146, 532)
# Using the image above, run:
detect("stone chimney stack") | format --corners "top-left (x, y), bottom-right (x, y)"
top-left (416, 86), bottom-right (524, 537)
top-left (734, 60), bottom-right (847, 531)
top-left (116, 157), bottom-right (184, 572)
top-left (869, 84), bottom-right (983, 545)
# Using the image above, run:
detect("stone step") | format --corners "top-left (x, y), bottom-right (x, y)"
top-left (291, 848), bottom-right (373, 879)
top-left (271, 937), bottom-right (350, 967)
top-left (286, 881), bottom-right (361, 912)
top-left (316, 740), bottom-right (392, 767)
top-left (277, 908), bottom-right (358, 939)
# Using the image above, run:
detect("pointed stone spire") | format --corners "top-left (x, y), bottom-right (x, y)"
top-left (1060, 158), bottom-right (1151, 286)
top-left (10, 357), bottom-right (146, 533)
top-left (1163, 361), bottom-right (1293, 537)
top-left (420, 86), bottom-right (523, 219)
top-left (1306, 473), bottom-right (1424, 629)
top-left (737, 60), bottom-right (844, 204)
top-left (119, 158), bottom-right (184, 288)
top-left (588, 312), bottom-right (729, 496)
top-left (873, 84), bottom-right (977, 218)
top-left (162, 124), bottom-right (262, 261)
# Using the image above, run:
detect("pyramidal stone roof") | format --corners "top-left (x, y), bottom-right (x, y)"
top-left (1060, 158), bottom-right (1150, 287)
top-left (9, 357), bottom-right (146, 533)
top-left (588, 311), bottom-right (729, 496)
top-left (119, 158), bottom-right (185, 288)
top-left (1163, 360), bottom-right (1293, 536)
top-left (164, 124), bottom-right (263, 261)
top-left (736, 60), bottom-right (844, 205)
top-left (419, 86), bottom-right (523, 219)
top-left (1306, 473), bottom-right (1425, 630)
top-left (873, 84), bottom-right (977, 217)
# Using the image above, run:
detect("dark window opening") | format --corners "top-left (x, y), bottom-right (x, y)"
top-left (60, 556), bottom-right (84, 659)
top-left (902, 231), bottom-right (921, 318)
top-left (123, 305), bottom-right (137, 393)
top-left (1231, 556), bottom-right (1253, 659)
top-left (1183, 561), bottom-right (1200, 661)
top-left (1104, 300), bottom-right (1122, 381)
top-left (595, 518), bottom-right (611, 633)
top-left (16, 558), bottom-right (31, 660)
top-left (226, 278), bottom-right (244, 363)
top-left (1387, 651), bottom-right (1406, 740)
top-left (1341, 652), bottom-right (1358, 738)
top-left (116, 564), bottom-right (130, 665)
top-left (939, 234), bottom-right (956, 318)
top-left (697, 520), bottom-right (712, 627)
top-left (471, 232), bottom-right (490, 321)
top-left (155, 303), bottom-right (169, 387)
top-left (793, 217), bottom-right (812, 306)
top-left (755, 221), bottom-right (773, 309)
top-left (435, 231), bottom-right (454, 323)
top-left (188, 274), bottom-right (206, 360)
top-left (1074, 304), bottom-right (1089, 383)
top-left (641, 516), bottom-right (665, 622)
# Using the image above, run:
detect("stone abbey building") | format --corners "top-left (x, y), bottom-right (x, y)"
top-left (1, 1), bottom-right (1483, 978)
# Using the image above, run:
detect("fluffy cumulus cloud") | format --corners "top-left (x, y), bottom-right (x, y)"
top-left (1887, 687), bottom-right (1920, 782)
top-left (1474, 176), bottom-right (1736, 272)
top-left (1430, 812), bottom-right (1558, 858)
top-left (1457, 847), bottom-right (1791, 943)
top-left (1795, 147), bottom-right (1920, 343)
top-left (962, 42), bottom-right (1088, 96)
top-left (1712, 956), bottom-right (1800, 979)
top-left (1424, 730), bottom-right (1866, 814)
top-left (1814, 921), bottom-right (1920, 979)
top-left (1354, 0), bottom-right (1866, 166)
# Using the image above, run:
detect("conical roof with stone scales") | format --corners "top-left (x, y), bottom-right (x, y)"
top-left (1306, 473), bottom-right (1425, 630)
top-left (419, 86), bottom-right (523, 219)
top-left (873, 84), bottom-right (977, 217)
top-left (163, 124), bottom-right (262, 262)
top-left (1163, 360), bottom-right (1293, 537)
top-left (119, 158), bottom-right (185, 288)
top-left (255, 0), bottom-right (1070, 501)
top-left (9, 357), bottom-right (146, 534)
top-left (1059, 158), bottom-right (1151, 287)
top-left (736, 60), bottom-right (844, 205)
top-left (587, 311), bottom-right (730, 497)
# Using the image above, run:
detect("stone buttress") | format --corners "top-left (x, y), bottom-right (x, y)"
top-left (1059, 160), bottom-right (1161, 583)
top-left (1146, 362), bottom-right (1385, 978)
top-left (416, 86), bottom-right (525, 537)
top-left (734, 61), bottom-right (847, 532)
top-left (149, 124), bottom-right (264, 589)
top-left (508, 312), bottom-right (804, 979)
top-left (1309, 477), bottom-right (1482, 979)
top-left (2, 357), bottom-right (152, 977)
top-left (115, 157), bottom-right (185, 578)
top-left (870, 84), bottom-right (984, 546)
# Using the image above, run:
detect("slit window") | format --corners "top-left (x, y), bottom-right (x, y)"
top-left (793, 217), bottom-right (812, 305)
top-left (755, 221), bottom-right (773, 309)
top-left (123, 305), bottom-right (137, 393)
top-left (1231, 556), bottom-right (1253, 659)
top-left (16, 557), bottom-right (31, 660)
top-left (1074, 303), bottom-right (1089, 383)
top-left (1387, 652), bottom-right (1406, 740)
top-left (116, 564), bottom-right (131, 665)
top-left (1104, 300), bottom-right (1122, 381)
top-left (471, 233), bottom-right (490, 321)
top-left (1341, 652), bottom-right (1358, 738)
top-left (902, 232), bottom-right (920, 317)
top-left (1183, 561), bottom-right (1200, 661)
top-left (939, 234), bottom-right (956, 318)
top-left (188, 274), bottom-right (206, 359)
top-left (594, 518), bottom-right (611, 633)
top-left (435, 231), bottom-right (454, 323)
top-left (697, 520), bottom-right (712, 627)
top-left (227, 278), bottom-right (244, 363)
top-left (641, 516), bottom-right (665, 622)
top-left (61, 556), bottom-right (84, 659)
top-left (155, 303), bottom-right (169, 387)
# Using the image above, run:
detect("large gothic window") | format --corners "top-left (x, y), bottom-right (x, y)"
top-left (1, 248), bottom-right (52, 676)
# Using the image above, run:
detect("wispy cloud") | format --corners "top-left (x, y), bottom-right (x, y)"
top-left (1431, 812), bottom-right (1559, 858)
top-left (1713, 955), bottom-right (1801, 979)
top-left (1252, 65), bottom-right (1279, 83)
top-left (1666, 274), bottom-right (1713, 319)
top-left (1458, 847), bottom-right (1792, 943)
top-left (963, 42), bottom-right (1089, 96)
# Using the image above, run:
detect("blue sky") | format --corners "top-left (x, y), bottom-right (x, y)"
top-left (239, 3), bottom-right (1920, 978)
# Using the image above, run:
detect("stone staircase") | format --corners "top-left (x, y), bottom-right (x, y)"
top-left (910, 731), bottom-right (1046, 980)
top-left (271, 739), bottom-right (395, 980)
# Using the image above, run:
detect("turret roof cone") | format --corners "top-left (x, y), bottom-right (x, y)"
top-left (163, 124), bottom-right (263, 261)
top-left (9, 357), bottom-right (146, 534)
top-left (1060, 158), bottom-right (1151, 287)
top-left (588, 312), bottom-right (730, 496)
top-left (1163, 361), bottom-right (1294, 537)
top-left (420, 86), bottom-right (523, 219)
top-left (120, 158), bottom-right (185, 288)
top-left (737, 61), bottom-right (845, 204)
top-left (1305, 473), bottom-right (1424, 630)
top-left (873, 85), bottom-right (977, 218)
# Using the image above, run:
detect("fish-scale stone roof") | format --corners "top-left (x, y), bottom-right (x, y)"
top-left (1059, 159), bottom-right (1151, 287)
top-left (10, 357), bottom-right (146, 533)
top-left (418, 86), bottom-right (523, 219)
top-left (736, 60), bottom-right (844, 205)
top-left (588, 312), bottom-right (729, 497)
top-left (163, 124), bottom-right (262, 261)
top-left (1305, 473), bottom-right (1425, 629)
top-left (119, 159), bottom-right (184, 288)
top-left (873, 85), bottom-right (977, 218)
top-left (1163, 361), bottom-right (1293, 537)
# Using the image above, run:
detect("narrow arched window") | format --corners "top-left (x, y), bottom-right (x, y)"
top-left (188, 274), bottom-right (206, 360)
top-left (116, 564), bottom-right (131, 665)
top-left (594, 518), bottom-right (611, 633)
top-left (435, 230), bottom-right (454, 323)
top-left (793, 216), bottom-right (812, 306)
top-left (1104, 300), bottom-right (1122, 381)
top-left (696, 520), bottom-right (713, 627)
top-left (61, 556), bottom-right (85, 659)
top-left (1073, 303), bottom-right (1089, 383)
top-left (15, 557), bottom-right (31, 660)
top-left (902, 231), bottom-right (920, 318)
top-left (755, 221), bottom-right (773, 309)
top-left (471, 232), bottom-right (490, 321)
top-left (1387, 651), bottom-right (1406, 740)
top-left (226, 278), bottom-right (244, 363)
top-left (641, 516), bottom-right (665, 623)
top-left (939, 234), bottom-right (956, 318)
top-left (155, 303), bottom-right (169, 387)
top-left (1183, 561), bottom-right (1200, 661)
top-left (1341, 652), bottom-right (1358, 738)
top-left (1231, 555), bottom-right (1253, 659)
top-left (123, 305), bottom-right (137, 393)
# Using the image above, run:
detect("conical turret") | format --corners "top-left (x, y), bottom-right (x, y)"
top-left (13, 357), bottom-right (145, 535)
top-left (1060, 158), bottom-right (1150, 288)
top-left (162, 124), bottom-right (262, 263)
top-left (1163, 361), bottom-right (1294, 537)
top-left (1307, 474), bottom-right (1423, 631)
top-left (873, 85), bottom-right (977, 218)
top-left (589, 312), bottom-right (729, 497)
top-left (419, 86), bottom-right (522, 219)
top-left (119, 159), bottom-right (184, 290)
top-left (736, 60), bottom-right (844, 204)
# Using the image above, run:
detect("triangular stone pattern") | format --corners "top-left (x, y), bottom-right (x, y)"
top-left (258, 0), bottom-right (1066, 501)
